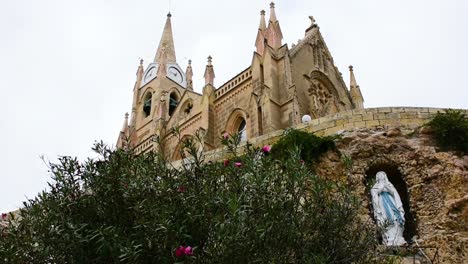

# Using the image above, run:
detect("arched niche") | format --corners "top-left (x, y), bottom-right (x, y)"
top-left (365, 162), bottom-right (417, 243)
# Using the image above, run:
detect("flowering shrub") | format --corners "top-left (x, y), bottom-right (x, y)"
top-left (0, 131), bottom-right (377, 263)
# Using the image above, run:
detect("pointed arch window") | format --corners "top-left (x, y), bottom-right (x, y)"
top-left (169, 92), bottom-right (179, 116)
top-left (143, 93), bottom-right (152, 117)
top-left (238, 119), bottom-right (247, 142)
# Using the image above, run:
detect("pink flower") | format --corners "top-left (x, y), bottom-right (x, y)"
top-left (300, 160), bottom-right (305, 164)
top-left (262, 145), bottom-right (271, 153)
top-left (223, 159), bottom-right (229, 167)
top-left (175, 246), bottom-right (185, 257)
top-left (235, 162), bottom-right (242, 168)
top-left (223, 133), bottom-right (229, 140)
top-left (177, 186), bottom-right (186, 193)
top-left (1, 213), bottom-right (6, 220)
top-left (184, 246), bottom-right (193, 256)
top-left (175, 245), bottom-right (194, 257)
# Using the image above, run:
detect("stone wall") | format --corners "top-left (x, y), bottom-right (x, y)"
top-left (175, 106), bottom-right (468, 263)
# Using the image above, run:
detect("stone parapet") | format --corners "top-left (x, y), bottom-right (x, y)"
top-left (193, 107), bottom-right (467, 163)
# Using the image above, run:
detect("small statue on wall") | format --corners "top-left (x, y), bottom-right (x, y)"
top-left (370, 171), bottom-right (407, 246)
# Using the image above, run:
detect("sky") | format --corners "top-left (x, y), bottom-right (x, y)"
top-left (0, 0), bottom-right (467, 213)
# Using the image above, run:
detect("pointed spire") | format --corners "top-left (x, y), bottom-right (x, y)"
top-left (186, 59), bottom-right (194, 91)
top-left (349, 65), bottom-right (364, 109)
top-left (255, 10), bottom-right (267, 55)
top-left (204, 56), bottom-right (215, 86)
top-left (117, 113), bottom-right (130, 149)
top-left (154, 13), bottom-right (176, 63)
top-left (349, 65), bottom-right (357, 88)
top-left (266, 2), bottom-right (283, 49)
top-left (136, 58), bottom-right (144, 86)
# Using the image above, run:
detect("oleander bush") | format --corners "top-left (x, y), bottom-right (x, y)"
top-left (427, 109), bottom-right (468, 154)
top-left (0, 131), bottom-right (377, 263)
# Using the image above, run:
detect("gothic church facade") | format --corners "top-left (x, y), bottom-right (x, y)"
top-left (117, 2), bottom-right (365, 160)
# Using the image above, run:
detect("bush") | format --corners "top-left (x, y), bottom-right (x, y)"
top-left (0, 133), bottom-right (376, 263)
top-left (270, 128), bottom-right (337, 166)
top-left (427, 109), bottom-right (468, 154)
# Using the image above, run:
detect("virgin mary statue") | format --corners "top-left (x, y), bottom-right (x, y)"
top-left (371, 171), bottom-right (407, 246)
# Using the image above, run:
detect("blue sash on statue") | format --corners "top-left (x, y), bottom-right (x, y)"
top-left (381, 191), bottom-right (404, 225)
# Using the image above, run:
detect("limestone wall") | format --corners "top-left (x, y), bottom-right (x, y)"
top-left (199, 107), bottom-right (466, 162)
top-left (172, 107), bottom-right (468, 263)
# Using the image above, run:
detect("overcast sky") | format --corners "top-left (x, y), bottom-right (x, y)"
top-left (1, 0), bottom-right (467, 213)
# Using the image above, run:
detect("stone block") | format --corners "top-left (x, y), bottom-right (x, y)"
top-left (418, 112), bottom-right (431, 119)
top-left (362, 113), bottom-right (374, 121)
top-left (391, 107), bottom-right (407, 113)
top-left (352, 109), bottom-right (366, 115)
top-left (353, 121), bottom-right (366, 128)
top-left (318, 116), bottom-right (332, 124)
top-left (365, 120), bottom-right (380, 128)
top-left (351, 114), bottom-right (364, 122)
top-left (377, 107), bottom-right (392, 113)
top-left (324, 125), bottom-right (345, 135)
top-left (400, 112), bottom-right (418, 119)
top-left (335, 118), bottom-right (349, 126)
top-left (374, 113), bottom-right (386, 120)
top-left (342, 122), bottom-right (356, 131)
top-left (385, 113), bottom-right (401, 119)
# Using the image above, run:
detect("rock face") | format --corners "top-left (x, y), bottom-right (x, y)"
top-left (315, 125), bottom-right (467, 263)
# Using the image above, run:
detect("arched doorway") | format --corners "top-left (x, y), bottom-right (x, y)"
top-left (365, 163), bottom-right (417, 243)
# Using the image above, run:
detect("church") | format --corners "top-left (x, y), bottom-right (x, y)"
top-left (116, 2), bottom-right (365, 160)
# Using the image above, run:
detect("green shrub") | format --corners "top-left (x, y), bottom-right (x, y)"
top-left (427, 109), bottom-right (468, 154)
top-left (271, 128), bottom-right (337, 166)
top-left (0, 134), bottom-right (375, 263)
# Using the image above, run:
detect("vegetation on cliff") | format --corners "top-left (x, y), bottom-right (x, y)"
top-left (427, 109), bottom-right (468, 154)
top-left (1, 132), bottom-right (377, 263)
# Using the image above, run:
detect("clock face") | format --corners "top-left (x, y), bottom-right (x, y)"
top-left (168, 66), bottom-right (183, 83)
top-left (144, 66), bottom-right (157, 83)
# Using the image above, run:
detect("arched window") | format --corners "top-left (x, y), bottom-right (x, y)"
top-left (143, 92), bottom-right (152, 117)
top-left (169, 92), bottom-right (179, 116)
top-left (237, 119), bottom-right (247, 142)
top-left (225, 109), bottom-right (249, 143)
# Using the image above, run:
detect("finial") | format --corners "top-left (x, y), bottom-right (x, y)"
top-left (125, 112), bottom-right (129, 119)
top-left (309, 16), bottom-right (316, 25)
top-left (207, 55), bottom-right (212, 65)
top-left (188, 59), bottom-right (192, 65)
top-left (167, 12), bottom-right (172, 17)
top-left (139, 58), bottom-right (144, 65)
top-left (260, 10), bottom-right (265, 15)
top-left (349, 65), bottom-right (354, 72)
top-left (270, 2), bottom-right (275, 8)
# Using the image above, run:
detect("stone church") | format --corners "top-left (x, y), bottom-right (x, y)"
top-left (116, 2), bottom-right (364, 160)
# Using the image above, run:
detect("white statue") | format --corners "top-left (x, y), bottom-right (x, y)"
top-left (371, 171), bottom-right (407, 246)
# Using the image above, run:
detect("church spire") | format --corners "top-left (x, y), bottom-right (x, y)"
top-left (186, 59), bottom-right (194, 91)
top-left (204, 56), bottom-right (215, 86)
top-left (255, 10), bottom-right (267, 55)
top-left (154, 13), bottom-right (177, 64)
top-left (349, 65), bottom-right (364, 109)
top-left (266, 2), bottom-right (283, 49)
top-left (116, 113), bottom-right (130, 149)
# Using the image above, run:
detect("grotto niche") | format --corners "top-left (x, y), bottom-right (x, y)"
top-left (365, 162), bottom-right (417, 245)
